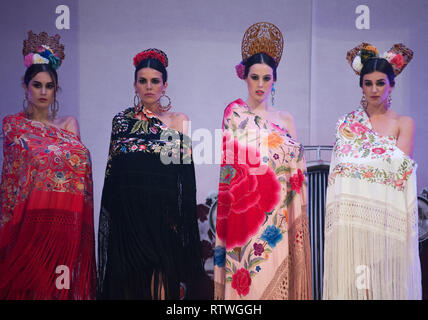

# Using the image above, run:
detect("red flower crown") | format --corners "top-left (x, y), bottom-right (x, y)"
top-left (133, 48), bottom-right (168, 68)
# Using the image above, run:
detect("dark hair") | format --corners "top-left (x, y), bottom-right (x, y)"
top-left (359, 57), bottom-right (395, 87)
top-left (244, 52), bottom-right (277, 81)
top-left (23, 63), bottom-right (59, 89)
top-left (134, 58), bottom-right (168, 83)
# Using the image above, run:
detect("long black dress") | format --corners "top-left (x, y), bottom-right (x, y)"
top-left (97, 106), bottom-right (208, 299)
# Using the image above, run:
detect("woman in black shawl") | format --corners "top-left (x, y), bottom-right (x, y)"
top-left (97, 48), bottom-right (209, 299)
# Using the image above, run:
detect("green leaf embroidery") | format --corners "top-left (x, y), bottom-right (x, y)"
top-left (275, 166), bottom-right (291, 175)
top-left (248, 257), bottom-right (264, 269)
top-left (362, 149), bottom-right (370, 158)
top-left (281, 190), bottom-right (296, 208)
top-left (264, 211), bottom-right (273, 225)
top-left (130, 120), bottom-right (148, 134)
top-left (240, 239), bottom-right (252, 259)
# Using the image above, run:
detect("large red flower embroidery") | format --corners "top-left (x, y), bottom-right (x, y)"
top-left (231, 268), bottom-right (252, 296)
top-left (290, 169), bottom-right (305, 193)
top-left (216, 132), bottom-right (281, 249)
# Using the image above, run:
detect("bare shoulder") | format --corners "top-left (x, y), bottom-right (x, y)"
top-left (395, 114), bottom-right (415, 157)
top-left (170, 112), bottom-right (189, 122)
top-left (273, 109), bottom-right (298, 139)
top-left (169, 112), bottom-right (190, 135)
top-left (56, 115), bottom-right (80, 136)
top-left (277, 110), bottom-right (295, 122)
top-left (397, 114), bottom-right (415, 129)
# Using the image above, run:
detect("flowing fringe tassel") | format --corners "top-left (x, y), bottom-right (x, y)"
top-left (323, 203), bottom-right (421, 300)
top-left (0, 209), bottom-right (96, 300)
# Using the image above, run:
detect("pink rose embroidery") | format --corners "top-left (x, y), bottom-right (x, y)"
top-left (372, 147), bottom-right (386, 154)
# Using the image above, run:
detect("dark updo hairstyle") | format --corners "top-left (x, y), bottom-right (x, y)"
top-left (243, 52), bottom-right (277, 81)
top-left (134, 58), bottom-right (168, 83)
top-left (23, 63), bottom-right (59, 90)
top-left (359, 57), bottom-right (395, 88)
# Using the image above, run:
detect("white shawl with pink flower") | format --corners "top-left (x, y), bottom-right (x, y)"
top-left (323, 107), bottom-right (421, 300)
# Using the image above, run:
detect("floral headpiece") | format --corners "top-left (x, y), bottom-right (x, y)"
top-left (346, 42), bottom-right (413, 76)
top-left (236, 22), bottom-right (284, 80)
top-left (23, 31), bottom-right (65, 70)
top-left (133, 48), bottom-right (168, 68)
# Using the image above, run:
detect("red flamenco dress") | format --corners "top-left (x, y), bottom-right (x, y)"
top-left (0, 113), bottom-right (97, 299)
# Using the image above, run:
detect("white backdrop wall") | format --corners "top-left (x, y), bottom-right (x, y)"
top-left (1, 0), bottom-right (427, 241)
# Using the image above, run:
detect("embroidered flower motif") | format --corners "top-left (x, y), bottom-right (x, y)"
top-left (289, 169), bottom-right (305, 193)
top-left (54, 171), bottom-right (65, 182)
top-left (395, 179), bottom-right (404, 188)
top-left (47, 145), bottom-right (60, 152)
top-left (295, 230), bottom-right (304, 245)
top-left (341, 144), bottom-right (352, 154)
top-left (264, 132), bottom-right (284, 149)
top-left (364, 171), bottom-right (374, 178)
top-left (261, 225), bottom-right (283, 248)
top-left (256, 266), bottom-right (261, 272)
top-left (220, 165), bottom-right (236, 185)
top-left (372, 147), bottom-right (386, 154)
top-left (282, 209), bottom-right (288, 225)
top-left (231, 268), bottom-right (252, 297)
top-left (350, 122), bottom-right (368, 135)
top-left (214, 246), bottom-right (226, 267)
top-left (216, 134), bottom-right (281, 249)
top-left (70, 154), bottom-right (81, 167)
top-left (253, 243), bottom-right (264, 256)
top-left (273, 153), bottom-right (279, 160)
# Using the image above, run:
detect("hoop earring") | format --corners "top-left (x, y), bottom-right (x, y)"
top-left (23, 96), bottom-right (30, 116)
top-left (360, 94), bottom-right (367, 109)
top-left (271, 83), bottom-right (276, 106)
top-left (158, 93), bottom-right (172, 112)
top-left (134, 93), bottom-right (142, 110)
top-left (50, 99), bottom-right (59, 119)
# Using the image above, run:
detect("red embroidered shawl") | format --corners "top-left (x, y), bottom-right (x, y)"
top-left (0, 112), bottom-right (96, 299)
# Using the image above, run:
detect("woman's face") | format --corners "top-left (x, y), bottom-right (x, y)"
top-left (25, 71), bottom-right (56, 110)
top-left (362, 71), bottom-right (392, 107)
top-left (245, 63), bottom-right (274, 105)
top-left (134, 67), bottom-right (167, 108)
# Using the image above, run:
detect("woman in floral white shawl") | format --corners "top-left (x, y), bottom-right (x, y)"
top-left (323, 43), bottom-right (422, 299)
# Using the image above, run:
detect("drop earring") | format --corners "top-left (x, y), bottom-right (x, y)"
top-left (360, 94), bottom-right (367, 109)
top-left (271, 83), bottom-right (276, 106)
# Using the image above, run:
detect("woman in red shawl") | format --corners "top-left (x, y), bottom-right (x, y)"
top-left (0, 31), bottom-right (96, 299)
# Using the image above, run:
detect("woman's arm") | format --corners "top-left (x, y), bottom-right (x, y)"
top-left (396, 115), bottom-right (415, 158)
